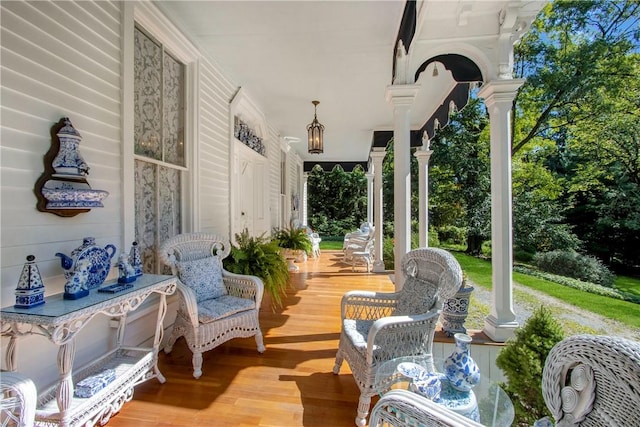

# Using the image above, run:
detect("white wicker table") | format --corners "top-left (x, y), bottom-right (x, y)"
top-left (1, 274), bottom-right (177, 427)
top-left (374, 355), bottom-right (514, 427)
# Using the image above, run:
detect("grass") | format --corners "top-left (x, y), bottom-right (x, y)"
top-left (450, 252), bottom-right (493, 289)
top-left (320, 240), bottom-right (344, 250)
top-left (449, 251), bottom-right (640, 330)
top-left (615, 275), bottom-right (640, 297)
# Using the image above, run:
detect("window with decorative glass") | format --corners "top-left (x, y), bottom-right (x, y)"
top-left (133, 24), bottom-right (185, 274)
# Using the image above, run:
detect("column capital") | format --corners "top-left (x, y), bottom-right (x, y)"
top-left (413, 149), bottom-right (433, 164)
top-left (477, 79), bottom-right (525, 107)
top-left (385, 84), bottom-right (421, 106)
top-left (369, 150), bottom-right (387, 164)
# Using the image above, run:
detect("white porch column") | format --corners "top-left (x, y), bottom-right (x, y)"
top-left (385, 84), bottom-right (420, 289)
top-left (370, 150), bottom-right (386, 273)
top-left (414, 134), bottom-right (433, 248)
top-left (302, 172), bottom-right (309, 226)
top-left (478, 79), bottom-right (524, 342)
top-left (365, 172), bottom-right (374, 225)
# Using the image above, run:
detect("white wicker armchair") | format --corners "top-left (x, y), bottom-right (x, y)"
top-left (333, 248), bottom-right (464, 426)
top-left (159, 233), bottom-right (265, 379)
top-left (542, 334), bottom-right (640, 426)
top-left (369, 389), bottom-right (483, 427)
top-left (1, 371), bottom-right (37, 427)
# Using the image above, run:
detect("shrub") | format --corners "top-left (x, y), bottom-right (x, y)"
top-left (428, 226), bottom-right (440, 247)
top-left (533, 250), bottom-right (616, 287)
top-left (383, 236), bottom-right (394, 270)
top-left (382, 231), bottom-right (440, 271)
top-left (514, 265), bottom-right (640, 304)
top-left (496, 306), bottom-right (564, 426)
top-left (437, 225), bottom-right (467, 245)
top-left (514, 249), bottom-right (535, 263)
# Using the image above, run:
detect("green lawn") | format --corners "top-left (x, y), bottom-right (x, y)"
top-left (319, 240), bottom-right (344, 250)
top-left (615, 275), bottom-right (640, 297)
top-left (450, 251), bottom-right (640, 330)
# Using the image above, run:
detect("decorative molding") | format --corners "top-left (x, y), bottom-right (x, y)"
top-left (234, 116), bottom-right (266, 156)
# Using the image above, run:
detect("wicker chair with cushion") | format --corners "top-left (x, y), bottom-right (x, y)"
top-left (369, 389), bottom-right (483, 427)
top-left (333, 248), bottom-right (464, 426)
top-left (542, 334), bottom-right (640, 426)
top-left (159, 233), bottom-right (265, 379)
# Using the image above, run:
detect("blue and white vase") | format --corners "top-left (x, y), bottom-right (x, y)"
top-left (129, 241), bottom-right (143, 277)
top-left (443, 333), bottom-right (480, 392)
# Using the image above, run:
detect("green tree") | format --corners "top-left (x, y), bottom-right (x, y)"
top-left (512, 0), bottom-right (640, 155)
top-left (381, 138), bottom-right (420, 239)
top-left (513, 0), bottom-right (640, 269)
top-left (307, 164), bottom-right (368, 236)
top-left (512, 152), bottom-right (581, 257)
top-left (430, 97), bottom-right (491, 255)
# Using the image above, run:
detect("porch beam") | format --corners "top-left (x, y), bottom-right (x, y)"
top-left (478, 78), bottom-right (524, 342)
top-left (385, 84), bottom-right (420, 289)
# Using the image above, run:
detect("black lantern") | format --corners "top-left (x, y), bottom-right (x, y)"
top-left (307, 100), bottom-right (324, 154)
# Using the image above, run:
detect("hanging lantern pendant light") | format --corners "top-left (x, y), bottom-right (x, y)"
top-left (307, 100), bottom-right (324, 154)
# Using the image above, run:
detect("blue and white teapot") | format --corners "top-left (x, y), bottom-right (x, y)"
top-left (56, 237), bottom-right (116, 290)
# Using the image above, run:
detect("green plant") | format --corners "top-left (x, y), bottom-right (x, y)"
top-left (437, 225), bottom-right (467, 245)
top-left (383, 236), bottom-right (394, 270)
top-left (273, 226), bottom-right (313, 254)
top-left (533, 250), bottom-right (616, 287)
top-left (514, 265), bottom-right (640, 304)
top-left (496, 306), bottom-right (564, 426)
top-left (223, 229), bottom-right (290, 310)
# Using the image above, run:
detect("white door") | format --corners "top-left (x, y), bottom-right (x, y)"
top-left (239, 158), bottom-right (254, 235)
top-left (233, 141), bottom-right (269, 239)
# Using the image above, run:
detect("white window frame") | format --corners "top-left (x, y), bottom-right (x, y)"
top-left (122, 2), bottom-right (200, 247)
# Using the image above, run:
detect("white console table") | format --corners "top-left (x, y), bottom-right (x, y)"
top-left (1, 274), bottom-right (177, 427)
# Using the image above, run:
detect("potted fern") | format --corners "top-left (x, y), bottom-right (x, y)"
top-left (273, 226), bottom-right (313, 269)
top-left (223, 229), bottom-right (289, 311)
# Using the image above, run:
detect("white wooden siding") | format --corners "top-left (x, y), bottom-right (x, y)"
top-left (198, 56), bottom-right (236, 237)
top-left (1, 0), bottom-right (122, 293)
top-left (0, 0), bottom-right (123, 388)
top-left (267, 126), bottom-right (282, 231)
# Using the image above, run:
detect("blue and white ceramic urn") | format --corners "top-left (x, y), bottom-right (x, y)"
top-left (443, 333), bottom-right (480, 392)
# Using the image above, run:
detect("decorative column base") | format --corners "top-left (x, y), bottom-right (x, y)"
top-left (372, 260), bottom-right (386, 273)
top-left (483, 315), bottom-right (518, 342)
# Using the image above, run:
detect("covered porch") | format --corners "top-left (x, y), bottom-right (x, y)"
top-left (106, 250), bottom-right (503, 427)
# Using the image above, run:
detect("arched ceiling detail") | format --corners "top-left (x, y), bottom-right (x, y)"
top-left (415, 53), bottom-right (483, 83)
top-left (303, 161), bottom-right (368, 173)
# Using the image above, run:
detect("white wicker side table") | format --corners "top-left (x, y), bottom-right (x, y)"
top-left (1, 274), bottom-right (177, 427)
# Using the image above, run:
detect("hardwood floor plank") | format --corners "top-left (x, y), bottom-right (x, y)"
top-left (106, 250), bottom-right (392, 426)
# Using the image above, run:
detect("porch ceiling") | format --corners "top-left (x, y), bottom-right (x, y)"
top-left (154, 1), bottom-right (523, 164)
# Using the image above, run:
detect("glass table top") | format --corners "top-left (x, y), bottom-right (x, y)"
top-left (374, 354), bottom-right (515, 427)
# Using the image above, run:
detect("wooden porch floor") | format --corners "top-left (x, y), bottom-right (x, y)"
top-left (108, 250), bottom-right (395, 427)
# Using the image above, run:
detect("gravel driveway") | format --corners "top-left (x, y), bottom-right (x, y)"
top-left (464, 279), bottom-right (640, 341)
